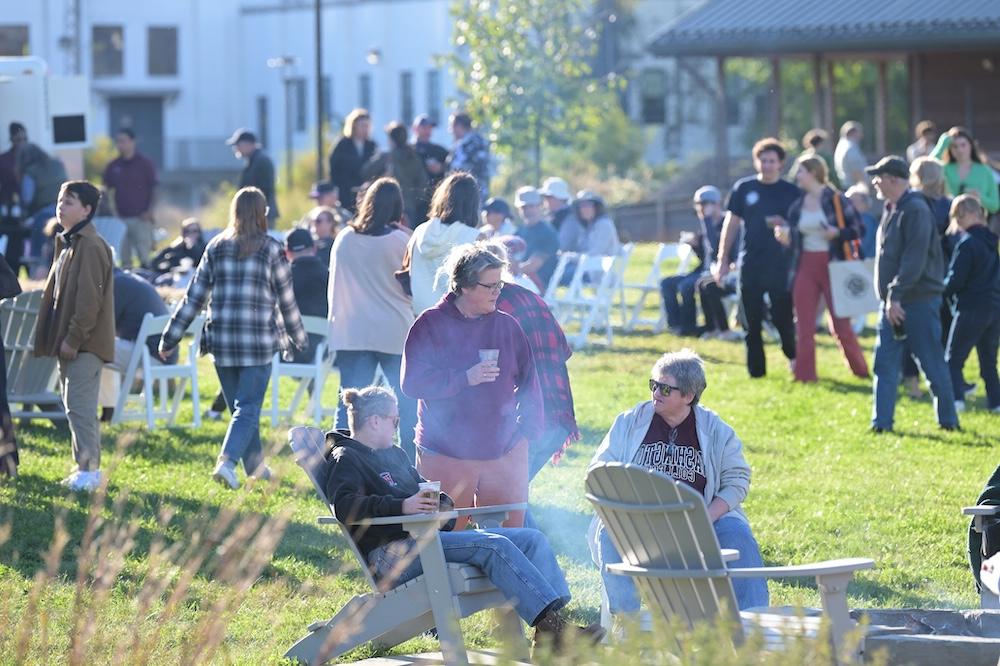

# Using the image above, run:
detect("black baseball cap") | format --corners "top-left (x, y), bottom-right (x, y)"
top-left (483, 197), bottom-right (511, 217)
top-left (413, 114), bottom-right (437, 127)
top-left (225, 128), bottom-right (257, 145)
top-left (310, 181), bottom-right (336, 199)
top-left (285, 228), bottom-right (315, 252)
top-left (865, 156), bottom-right (908, 179)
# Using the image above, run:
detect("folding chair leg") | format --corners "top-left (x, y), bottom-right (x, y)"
top-left (168, 377), bottom-right (188, 426)
top-left (191, 367), bottom-right (200, 428)
top-left (270, 364), bottom-right (280, 427)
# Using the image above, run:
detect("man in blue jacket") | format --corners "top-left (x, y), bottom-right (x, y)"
top-left (869, 156), bottom-right (959, 432)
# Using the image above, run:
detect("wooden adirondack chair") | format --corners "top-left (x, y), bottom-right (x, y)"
top-left (285, 426), bottom-right (528, 665)
top-left (0, 290), bottom-right (64, 420)
top-left (585, 463), bottom-right (875, 662)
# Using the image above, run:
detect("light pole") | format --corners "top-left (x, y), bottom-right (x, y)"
top-left (314, 0), bottom-right (324, 183)
top-left (267, 55), bottom-right (298, 191)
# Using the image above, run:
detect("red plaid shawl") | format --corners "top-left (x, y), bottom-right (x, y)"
top-left (497, 283), bottom-right (580, 458)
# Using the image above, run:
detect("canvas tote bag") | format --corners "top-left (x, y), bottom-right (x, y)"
top-left (828, 194), bottom-right (879, 318)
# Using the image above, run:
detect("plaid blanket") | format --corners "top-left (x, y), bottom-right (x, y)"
top-left (497, 283), bottom-right (580, 457)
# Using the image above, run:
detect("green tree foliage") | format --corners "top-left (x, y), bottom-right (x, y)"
top-left (449, 0), bottom-right (639, 184)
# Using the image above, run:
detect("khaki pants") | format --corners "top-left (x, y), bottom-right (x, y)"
top-left (59, 352), bottom-right (104, 471)
top-left (415, 437), bottom-right (528, 530)
top-left (121, 216), bottom-right (155, 267)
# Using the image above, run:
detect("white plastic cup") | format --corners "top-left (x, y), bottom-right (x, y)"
top-left (418, 480), bottom-right (441, 502)
top-left (479, 349), bottom-right (500, 365)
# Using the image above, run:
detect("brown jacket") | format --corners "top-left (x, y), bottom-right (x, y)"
top-left (34, 223), bottom-right (115, 362)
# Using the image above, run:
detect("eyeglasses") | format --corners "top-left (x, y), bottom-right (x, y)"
top-left (377, 414), bottom-right (400, 428)
top-left (649, 378), bottom-right (682, 397)
top-left (476, 280), bottom-right (505, 294)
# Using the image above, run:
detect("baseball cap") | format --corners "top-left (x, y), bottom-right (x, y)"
top-left (483, 197), bottom-right (512, 217)
top-left (225, 128), bottom-right (257, 145)
top-left (309, 181), bottom-right (336, 199)
top-left (574, 189), bottom-right (605, 206)
top-left (539, 177), bottom-right (571, 201)
top-left (515, 187), bottom-right (542, 207)
top-left (693, 185), bottom-right (722, 204)
top-left (864, 156), bottom-right (908, 179)
top-left (285, 228), bottom-right (315, 252)
top-left (413, 114), bottom-right (437, 128)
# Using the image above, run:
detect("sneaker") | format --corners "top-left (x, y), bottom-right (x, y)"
top-left (212, 460), bottom-right (240, 490)
top-left (203, 409), bottom-right (223, 421)
top-left (955, 400), bottom-right (966, 413)
top-left (991, 406), bottom-right (1000, 414)
top-left (940, 423), bottom-right (962, 432)
top-left (962, 382), bottom-right (977, 399)
top-left (718, 329), bottom-right (743, 342)
top-left (532, 609), bottom-right (606, 656)
top-left (61, 470), bottom-right (102, 492)
top-left (870, 426), bottom-right (892, 434)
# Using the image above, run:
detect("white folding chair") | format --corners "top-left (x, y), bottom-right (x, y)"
top-left (556, 244), bottom-right (633, 349)
top-left (269, 315), bottom-right (338, 426)
top-left (92, 217), bottom-right (127, 265)
top-left (621, 242), bottom-right (697, 333)
top-left (0, 290), bottom-right (63, 420)
top-left (111, 312), bottom-right (204, 428)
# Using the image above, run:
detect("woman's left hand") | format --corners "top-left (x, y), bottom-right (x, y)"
top-left (823, 226), bottom-right (840, 241)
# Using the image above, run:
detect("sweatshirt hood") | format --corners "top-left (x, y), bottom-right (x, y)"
top-left (324, 429), bottom-right (376, 458)
top-left (966, 224), bottom-right (999, 249)
top-left (414, 217), bottom-right (478, 259)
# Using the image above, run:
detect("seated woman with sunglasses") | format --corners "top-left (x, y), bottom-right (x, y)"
top-left (587, 349), bottom-right (768, 616)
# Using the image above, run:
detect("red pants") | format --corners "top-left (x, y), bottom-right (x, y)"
top-left (415, 437), bottom-right (528, 530)
top-left (792, 251), bottom-right (869, 382)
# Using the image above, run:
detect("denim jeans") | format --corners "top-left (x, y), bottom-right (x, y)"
top-left (335, 350), bottom-right (417, 462)
top-left (523, 424), bottom-right (570, 530)
top-left (872, 298), bottom-right (958, 429)
top-left (594, 515), bottom-right (770, 613)
top-left (660, 271), bottom-right (701, 334)
top-left (215, 363), bottom-right (272, 475)
top-left (946, 309), bottom-right (1000, 410)
top-left (367, 528), bottom-right (571, 625)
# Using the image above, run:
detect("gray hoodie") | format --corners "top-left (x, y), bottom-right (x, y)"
top-left (874, 190), bottom-right (944, 304)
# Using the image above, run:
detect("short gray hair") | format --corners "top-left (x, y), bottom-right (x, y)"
top-left (440, 241), bottom-right (507, 295)
top-left (652, 349), bottom-right (707, 405)
top-left (341, 385), bottom-right (397, 432)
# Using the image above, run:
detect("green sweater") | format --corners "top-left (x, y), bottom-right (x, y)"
top-left (930, 134), bottom-right (1000, 213)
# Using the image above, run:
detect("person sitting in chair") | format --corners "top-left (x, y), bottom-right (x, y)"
top-left (323, 385), bottom-right (604, 653)
top-left (588, 349), bottom-right (769, 617)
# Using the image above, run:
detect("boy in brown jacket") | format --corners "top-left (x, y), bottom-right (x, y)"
top-left (34, 180), bottom-right (115, 491)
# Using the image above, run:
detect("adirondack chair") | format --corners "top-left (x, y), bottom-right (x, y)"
top-left (0, 290), bottom-right (64, 420)
top-left (285, 426), bottom-right (528, 665)
top-left (585, 463), bottom-right (875, 662)
top-left (111, 312), bottom-right (204, 428)
top-left (269, 316), bottom-right (338, 426)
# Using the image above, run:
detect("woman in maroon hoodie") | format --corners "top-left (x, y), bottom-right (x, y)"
top-left (401, 242), bottom-right (542, 529)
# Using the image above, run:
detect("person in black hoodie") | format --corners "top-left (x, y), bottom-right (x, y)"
top-left (323, 386), bottom-right (603, 652)
top-left (285, 228), bottom-right (329, 364)
top-left (944, 195), bottom-right (1000, 412)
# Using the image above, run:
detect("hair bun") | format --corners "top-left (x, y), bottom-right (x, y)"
top-left (341, 388), bottom-right (359, 405)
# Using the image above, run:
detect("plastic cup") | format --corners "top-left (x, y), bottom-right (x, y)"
top-left (479, 349), bottom-right (500, 365)
top-left (418, 481), bottom-right (441, 503)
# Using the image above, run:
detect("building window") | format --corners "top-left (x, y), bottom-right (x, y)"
top-left (427, 70), bottom-right (441, 125)
top-left (147, 27), bottom-right (178, 76)
top-left (400, 71), bottom-right (414, 126)
top-left (639, 68), bottom-right (666, 124)
top-left (291, 78), bottom-right (307, 132)
top-left (256, 96), bottom-right (269, 150)
top-left (320, 75), bottom-right (333, 125)
top-left (359, 73), bottom-right (372, 110)
top-left (0, 25), bottom-right (29, 56)
top-left (92, 25), bottom-right (124, 78)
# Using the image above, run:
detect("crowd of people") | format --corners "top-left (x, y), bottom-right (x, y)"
top-left (0, 105), bottom-right (998, 653)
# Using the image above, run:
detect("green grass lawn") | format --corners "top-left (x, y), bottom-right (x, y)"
top-left (0, 243), bottom-right (996, 663)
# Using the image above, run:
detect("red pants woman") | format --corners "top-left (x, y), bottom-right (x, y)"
top-left (793, 251), bottom-right (869, 382)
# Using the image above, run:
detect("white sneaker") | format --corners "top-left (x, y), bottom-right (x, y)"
top-left (212, 460), bottom-right (240, 490)
top-left (719, 330), bottom-right (743, 342)
top-left (955, 400), bottom-right (966, 413)
top-left (61, 470), bottom-right (102, 492)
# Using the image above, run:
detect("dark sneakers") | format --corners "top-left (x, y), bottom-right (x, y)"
top-left (532, 609), bottom-right (605, 657)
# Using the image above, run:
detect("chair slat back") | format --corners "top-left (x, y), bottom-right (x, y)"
top-left (288, 425), bottom-right (379, 591)
top-left (586, 463), bottom-right (741, 630)
top-left (299, 314), bottom-right (330, 338)
top-left (3, 291), bottom-right (58, 398)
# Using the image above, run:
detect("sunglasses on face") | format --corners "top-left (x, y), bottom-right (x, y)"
top-left (649, 378), bottom-right (682, 397)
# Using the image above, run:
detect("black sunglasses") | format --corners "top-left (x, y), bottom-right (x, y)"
top-left (649, 378), bottom-right (682, 396)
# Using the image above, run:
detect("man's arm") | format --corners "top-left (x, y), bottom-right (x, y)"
top-left (713, 212), bottom-right (742, 281)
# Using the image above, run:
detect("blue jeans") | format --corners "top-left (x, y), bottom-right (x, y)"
top-left (946, 309), bottom-right (1000, 410)
top-left (872, 299), bottom-right (958, 429)
top-left (660, 271), bottom-right (701, 334)
top-left (335, 350), bottom-right (417, 461)
top-left (367, 528), bottom-right (571, 625)
top-left (215, 363), bottom-right (272, 475)
top-left (595, 515), bottom-right (770, 612)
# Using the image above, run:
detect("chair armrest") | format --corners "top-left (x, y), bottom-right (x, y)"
top-left (317, 516), bottom-right (338, 525)
top-left (721, 548), bottom-right (740, 563)
top-left (727, 557), bottom-right (875, 579)
top-left (350, 511), bottom-right (458, 528)
top-left (454, 503), bottom-right (527, 528)
top-left (963, 505), bottom-right (1000, 516)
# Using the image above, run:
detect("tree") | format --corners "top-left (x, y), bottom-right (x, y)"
top-left (449, 0), bottom-right (624, 184)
